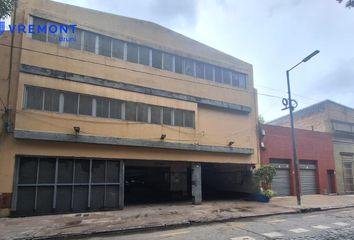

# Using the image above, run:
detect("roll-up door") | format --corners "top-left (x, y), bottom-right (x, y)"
top-left (270, 160), bottom-right (291, 196)
top-left (300, 161), bottom-right (318, 195)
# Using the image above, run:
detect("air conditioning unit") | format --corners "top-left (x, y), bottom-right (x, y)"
top-left (260, 142), bottom-right (265, 149)
top-left (261, 129), bottom-right (266, 136)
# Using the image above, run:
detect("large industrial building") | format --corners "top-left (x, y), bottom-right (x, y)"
top-left (0, 0), bottom-right (259, 217)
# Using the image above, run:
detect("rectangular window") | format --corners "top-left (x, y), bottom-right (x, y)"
top-left (26, 86), bottom-right (43, 110)
top-left (231, 72), bottom-right (240, 87)
top-left (47, 21), bottom-right (60, 44)
top-left (163, 53), bottom-right (174, 71)
top-left (184, 111), bottom-right (195, 128)
top-left (109, 99), bottom-right (122, 119)
top-left (137, 103), bottom-right (149, 122)
top-left (139, 46), bottom-right (150, 66)
top-left (174, 56), bottom-right (183, 74)
top-left (125, 102), bottom-right (137, 121)
top-left (96, 97), bottom-right (109, 118)
top-left (152, 49), bottom-right (162, 69)
top-left (184, 58), bottom-right (195, 77)
top-left (83, 31), bottom-right (96, 53)
top-left (112, 39), bottom-right (125, 60)
top-left (63, 92), bottom-right (78, 114)
top-left (205, 64), bottom-right (213, 81)
top-left (214, 67), bottom-right (222, 83)
top-left (174, 109), bottom-right (183, 127)
top-left (68, 28), bottom-right (82, 50)
top-left (32, 17), bottom-right (47, 42)
top-left (98, 35), bottom-right (111, 57)
top-left (127, 43), bottom-right (139, 63)
top-left (150, 105), bottom-right (161, 124)
top-left (222, 69), bottom-right (232, 85)
top-left (79, 95), bottom-right (93, 116)
top-left (239, 74), bottom-right (247, 88)
top-left (163, 107), bottom-right (172, 125)
top-left (195, 61), bottom-right (204, 79)
top-left (44, 88), bottom-right (60, 112)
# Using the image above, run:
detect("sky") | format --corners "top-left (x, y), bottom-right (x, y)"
top-left (14, 0), bottom-right (354, 121)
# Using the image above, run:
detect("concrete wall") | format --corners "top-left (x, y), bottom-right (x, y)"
top-left (260, 124), bottom-right (336, 195)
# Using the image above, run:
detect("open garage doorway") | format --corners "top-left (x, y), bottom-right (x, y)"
top-left (124, 160), bottom-right (191, 205)
top-left (202, 163), bottom-right (257, 200)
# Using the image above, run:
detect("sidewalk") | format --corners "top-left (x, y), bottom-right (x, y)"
top-left (1, 195), bottom-right (354, 240)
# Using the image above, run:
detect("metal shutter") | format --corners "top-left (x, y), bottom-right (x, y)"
top-left (270, 160), bottom-right (291, 196)
top-left (300, 161), bottom-right (318, 195)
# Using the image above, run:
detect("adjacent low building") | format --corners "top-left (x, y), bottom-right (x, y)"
top-left (0, 0), bottom-right (259, 217)
top-left (260, 124), bottom-right (336, 196)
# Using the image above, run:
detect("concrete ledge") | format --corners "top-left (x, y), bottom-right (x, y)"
top-left (14, 130), bottom-right (254, 155)
top-left (20, 64), bottom-right (252, 114)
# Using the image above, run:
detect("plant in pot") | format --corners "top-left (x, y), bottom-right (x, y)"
top-left (254, 165), bottom-right (276, 202)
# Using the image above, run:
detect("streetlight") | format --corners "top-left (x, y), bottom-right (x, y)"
top-left (282, 50), bottom-right (320, 206)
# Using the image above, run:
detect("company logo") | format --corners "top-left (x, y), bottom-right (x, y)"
top-left (3, 22), bottom-right (77, 42)
top-left (0, 21), bottom-right (5, 36)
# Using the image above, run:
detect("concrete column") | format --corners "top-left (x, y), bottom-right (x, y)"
top-left (191, 163), bottom-right (202, 204)
top-left (118, 160), bottom-right (125, 209)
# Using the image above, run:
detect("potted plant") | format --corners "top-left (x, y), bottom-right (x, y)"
top-left (254, 165), bottom-right (276, 202)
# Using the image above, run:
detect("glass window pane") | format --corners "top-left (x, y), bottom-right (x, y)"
top-left (232, 72), bottom-right (240, 87)
top-left (184, 111), bottom-right (195, 128)
top-left (83, 31), bottom-right (96, 53)
top-left (174, 109), bottom-right (183, 127)
top-left (112, 39), bottom-right (125, 60)
top-left (92, 160), bottom-right (105, 183)
top-left (222, 69), bottom-right (232, 85)
top-left (184, 58), bottom-right (194, 76)
top-left (107, 161), bottom-right (120, 183)
top-left (96, 97), bottom-right (109, 118)
top-left (137, 103), bottom-right (148, 122)
top-left (163, 53), bottom-right (173, 71)
top-left (98, 35), bottom-right (111, 57)
top-left (38, 158), bottom-right (55, 184)
top-left (68, 28), bottom-right (82, 50)
top-left (47, 21), bottom-right (60, 44)
top-left (239, 74), bottom-right (247, 88)
top-left (139, 46), bottom-right (150, 66)
top-left (63, 92), bottom-right (78, 114)
top-left (214, 67), bottom-right (222, 83)
top-left (32, 17), bottom-right (47, 42)
top-left (74, 160), bottom-right (89, 183)
top-left (163, 107), bottom-right (172, 125)
top-left (37, 187), bottom-right (54, 214)
top-left (151, 106), bottom-right (161, 124)
top-left (79, 95), bottom-right (93, 116)
top-left (58, 159), bottom-right (74, 183)
top-left (56, 186), bottom-right (72, 212)
top-left (205, 64), bottom-right (213, 81)
top-left (19, 157), bottom-right (38, 184)
top-left (26, 86), bottom-right (43, 110)
top-left (196, 61), bottom-right (204, 79)
top-left (125, 102), bottom-right (137, 121)
top-left (44, 88), bottom-right (60, 112)
top-left (152, 49), bottom-right (162, 69)
top-left (109, 99), bottom-right (122, 119)
top-left (174, 56), bottom-right (183, 74)
top-left (127, 43), bottom-right (138, 63)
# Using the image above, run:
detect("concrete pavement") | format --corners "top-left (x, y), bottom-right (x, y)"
top-left (1, 195), bottom-right (354, 240)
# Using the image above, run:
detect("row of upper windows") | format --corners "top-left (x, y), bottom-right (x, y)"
top-left (24, 85), bottom-right (195, 128)
top-left (31, 16), bottom-right (248, 89)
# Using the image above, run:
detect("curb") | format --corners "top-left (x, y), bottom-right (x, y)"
top-left (13, 205), bottom-right (354, 240)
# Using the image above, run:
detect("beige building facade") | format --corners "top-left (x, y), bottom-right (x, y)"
top-left (0, 0), bottom-right (259, 217)
top-left (270, 100), bottom-right (354, 194)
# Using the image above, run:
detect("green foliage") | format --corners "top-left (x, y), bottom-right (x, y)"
top-left (337, 0), bottom-right (354, 8)
top-left (262, 189), bottom-right (274, 198)
top-left (0, 0), bottom-right (15, 20)
top-left (254, 165), bottom-right (276, 190)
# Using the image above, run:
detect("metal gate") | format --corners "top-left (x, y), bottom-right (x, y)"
top-left (270, 160), bottom-right (291, 196)
top-left (300, 161), bottom-right (318, 195)
top-left (12, 156), bottom-right (124, 216)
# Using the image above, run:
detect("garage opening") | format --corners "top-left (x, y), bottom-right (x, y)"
top-left (300, 160), bottom-right (318, 195)
top-left (124, 161), bottom-right (191, 205)
top-left (270, 159), bottom-right (291, 196)
top-left (201, 163), bottom-right (257, 200)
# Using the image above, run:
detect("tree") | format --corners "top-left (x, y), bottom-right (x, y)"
top-left (337, 0), bottom-right (354, 8)
top-left (0, 0), bottom-right (15, 20)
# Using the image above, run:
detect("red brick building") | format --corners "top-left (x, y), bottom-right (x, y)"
top-left (260, 124), bottom-right (336, 196)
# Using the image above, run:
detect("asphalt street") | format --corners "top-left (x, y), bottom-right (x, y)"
top-left (82, 207), bottom-right (354, 240)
